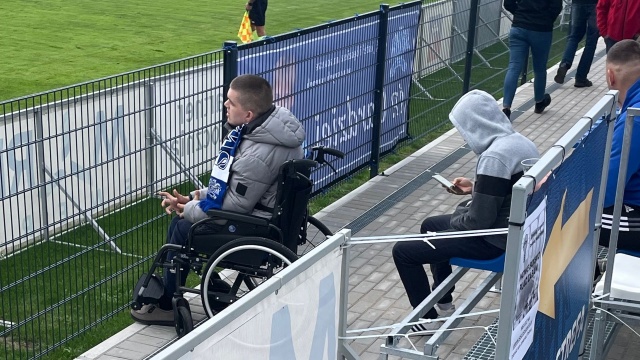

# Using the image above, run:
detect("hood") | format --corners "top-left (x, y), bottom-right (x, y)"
top-left (449, 90), bottom-right (514, 155)
top-left (244, 106), bottom-right (306, 148)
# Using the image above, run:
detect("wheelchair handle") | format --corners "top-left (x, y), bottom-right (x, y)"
top-left (322, 147), bottom-right (345, 159)
top-left (311, 146), bottom-right (345, 163)
top-left (310, 146), bottom-right (344, 174)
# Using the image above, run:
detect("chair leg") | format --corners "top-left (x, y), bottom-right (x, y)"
top-left (388, 266), bottom-right (468, 340)
top-left (490, 277), bottom-right (503, 293)
top-left (424, 272), bottom-right (502, 355)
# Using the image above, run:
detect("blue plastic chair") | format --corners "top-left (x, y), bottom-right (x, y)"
top-left (450, 252), bottom-right (506, 273)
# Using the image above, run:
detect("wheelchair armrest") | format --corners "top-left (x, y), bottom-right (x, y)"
top-left (205, 209), bottom-right (270, 227)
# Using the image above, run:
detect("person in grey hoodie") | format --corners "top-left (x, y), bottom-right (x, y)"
top-left (131, 74), bottom-right (306, 326)
top-left (393, 90), bottom-right (539, 332)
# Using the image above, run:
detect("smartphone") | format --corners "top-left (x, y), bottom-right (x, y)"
top-left (432, 174), bottom-right (464, 194)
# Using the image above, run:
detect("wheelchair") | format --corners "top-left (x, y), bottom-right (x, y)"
top-left (131, 146), bottom-right (344, 337)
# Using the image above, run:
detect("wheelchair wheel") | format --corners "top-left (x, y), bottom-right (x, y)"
top-left (174, 305), bottom-right (193, 338)
top-left (200, 237), bottom-right (298, 318)
top-left (297, 215), bottom-right (334, 257)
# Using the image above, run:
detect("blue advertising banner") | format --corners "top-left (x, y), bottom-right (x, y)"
top-left (237, 3), bottom-right (421, 188)
top-left (382, 5), bottom-right (422, 153)
top-left (522, 119), bottom-right (609, 360)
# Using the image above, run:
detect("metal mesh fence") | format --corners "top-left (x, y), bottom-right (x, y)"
top-left (0, 0), bottom-right (573, 358)
top-left (237, 10), bottom-right (382, 189)
top-left (235, 3), bottom-right (424, 187)
top-left (0, 51), bottom-right (224, 359)
top-left (406, 0), bottom-right (571, 145)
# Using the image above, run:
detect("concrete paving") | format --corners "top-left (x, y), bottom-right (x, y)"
top-left (77, 40), bottom-right (639, 360)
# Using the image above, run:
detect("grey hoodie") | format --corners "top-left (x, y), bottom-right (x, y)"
top-left (448, 90), bottom-right (539, 249)
top-left (182, 106), bottom-right (305, 223)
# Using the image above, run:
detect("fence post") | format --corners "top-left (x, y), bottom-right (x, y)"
top-left (144, 81), bottom-right (156, 196)
top-left (370, 3), bottom-right (390, 179)
top-left (34, 108), bottom-right (49, 241)
top-left (222, 41), bottom-right (239, 132)
top-left (462, 0), bottom-right (480, 94)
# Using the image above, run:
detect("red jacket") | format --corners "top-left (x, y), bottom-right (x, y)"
top-left (597, 0), bottom-right (640, 41)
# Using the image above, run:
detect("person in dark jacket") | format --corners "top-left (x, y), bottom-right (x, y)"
top-left (554, 0), bottom-right (599, 88)
top-left (502, 0), bottom-right (563, 120)
top-left (131, 75), bottom-right (305, 326)
top-left (393, 90), bottom-right (539, 332)
top-left (597, 0), bottom-right (640, 52)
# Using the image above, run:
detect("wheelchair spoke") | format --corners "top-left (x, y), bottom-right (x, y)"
top-left (244, 276), bottom-right (260, 291)
top-left (231, 275), bottom-right (244, 295)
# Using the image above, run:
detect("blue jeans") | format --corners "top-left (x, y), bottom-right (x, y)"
top-left (560, 3), bottom-right (598, 80)
top-left (503, 27), bottom-right (553, 108)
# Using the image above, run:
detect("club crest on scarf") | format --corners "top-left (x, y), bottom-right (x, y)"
top-left (199, 125), bottom-right (245, 212)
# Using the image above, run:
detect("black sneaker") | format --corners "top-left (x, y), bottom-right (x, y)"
top-left (410, 318), bottom-right (441, 335)
top-left (554, 64), bottom-right (569, 84)
top-left (574, 78), bottom-right (593, 88)
top-left (503, 108), bottom-right (511, 120)
top-left (534, 93), bottom-right (551, 114)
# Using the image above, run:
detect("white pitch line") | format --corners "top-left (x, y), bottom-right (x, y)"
top-left (0, 320), bottom-right (16, 327)
top-left (49, 240), bottom-right (143, 259)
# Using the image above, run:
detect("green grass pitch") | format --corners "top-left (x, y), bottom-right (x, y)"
top-left (0, 0), bottom-right (408, 102)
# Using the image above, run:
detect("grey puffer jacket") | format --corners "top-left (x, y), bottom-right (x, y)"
top-left (182, 106), bottom-right (305, 223)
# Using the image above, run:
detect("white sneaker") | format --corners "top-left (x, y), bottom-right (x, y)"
top-left (437, 302), bottom-right (456, 317)
top-left (410, 318), bottom-right (442, 334)
top-left (597, 259), bottom-right (607, 273)
top-left (409, 303), bottom-right (455, 335)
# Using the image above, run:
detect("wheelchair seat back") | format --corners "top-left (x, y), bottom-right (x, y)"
top-left (270, 159), bottom-right (314, 253)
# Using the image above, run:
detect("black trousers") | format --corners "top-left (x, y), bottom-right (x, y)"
top-left (249, 0), bottom-right (268, 26)
top-left (604, 37), bottom-right (617, 53)
top-left (599, 205), bottom-right (640, 253)
top-left (392, 214), bottom-right (504, 319)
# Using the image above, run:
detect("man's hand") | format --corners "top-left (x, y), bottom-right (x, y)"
top-left (245, 2), bottom-right (253, 11)
top-left (158, 189), bottom-right (192, 216)
top-left (449, 177), bottom-right (473, 195)
top-left (176, 191), bottom-right (200, 214)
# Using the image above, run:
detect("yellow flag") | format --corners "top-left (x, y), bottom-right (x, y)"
top-left (237, 12), bottom-right (253, 44)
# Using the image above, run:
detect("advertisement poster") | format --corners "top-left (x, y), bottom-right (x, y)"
top-left (511, 198), bottom-right (546, 359)
top-left (237, 4), bottom-right (421, 188)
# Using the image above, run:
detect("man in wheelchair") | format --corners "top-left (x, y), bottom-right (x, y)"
top-left (131, 74), bottom-right (306, 327)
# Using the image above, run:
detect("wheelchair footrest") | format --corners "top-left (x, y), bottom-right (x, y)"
top-left (133, 273), bottom-right (165, 305)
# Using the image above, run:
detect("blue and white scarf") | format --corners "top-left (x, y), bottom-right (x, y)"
top-left (199, 125), bottom-right (245, 212)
